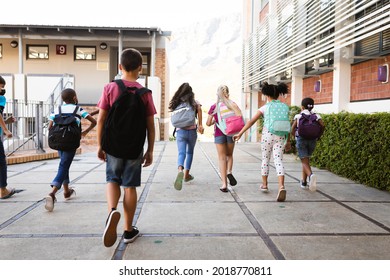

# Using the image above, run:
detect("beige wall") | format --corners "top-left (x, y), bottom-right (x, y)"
top-left (0, 39), bottom-right (154, 104)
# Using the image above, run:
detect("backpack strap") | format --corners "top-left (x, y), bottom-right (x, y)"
top-left (115, 80), bottom-right (151, 96)
top-left (58, 105), bottom-right (62, 116)
top-left (114, 79), bottom-right (128, 96)
top-left (72, 105), bottom-right (81, 119)
top-left (215, 102), bottom-right (227, 133)
top-left (135, 87), bottom-right (151, 96)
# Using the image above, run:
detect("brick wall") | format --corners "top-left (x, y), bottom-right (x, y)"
top-left (303, 72), bottom-right (333, 104)
top-left (351, 55), bottom-right (390, 101)
top-left (80, 106), bottom-right (98, 146)
top-left (155, 48), bottom-right (167, 140)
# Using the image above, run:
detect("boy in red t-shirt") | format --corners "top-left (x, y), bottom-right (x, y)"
top-left (97, 48), bottom-right (156, 247)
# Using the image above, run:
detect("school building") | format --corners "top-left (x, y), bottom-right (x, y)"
top-left (242, 0), bottom-right (390, 141)
top-left (0, 24), bottom-right (171, 149)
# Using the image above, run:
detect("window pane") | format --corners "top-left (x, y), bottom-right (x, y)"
top-left (75, 47), bottom-right (96, 60)
top-left (27, 45), bottom-right (49, 59)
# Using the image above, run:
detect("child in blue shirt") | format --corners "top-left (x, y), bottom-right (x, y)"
top-left (0, 76), bottom-right (17, 199)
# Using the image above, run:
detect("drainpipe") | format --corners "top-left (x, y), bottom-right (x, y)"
top-left (151, 31), bottom-right (156, 77)
top-left (18, 29), bottom-right (23, 74)
top-left (117, 30), bottom-right (123, 78)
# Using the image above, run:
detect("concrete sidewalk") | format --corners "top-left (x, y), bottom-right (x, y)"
top-left (0, 141), bottom-right (389, 260)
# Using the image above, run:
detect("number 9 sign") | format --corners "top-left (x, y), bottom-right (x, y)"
top-left (56, 45), bottom-right (67, 55)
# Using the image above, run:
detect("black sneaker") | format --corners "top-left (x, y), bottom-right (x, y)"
top-left (102, 209), bottom-right (121, 247)
top-left (123, 226), bottom-right (140, 244)
top-left (227, 174), bottom-right (237, 186)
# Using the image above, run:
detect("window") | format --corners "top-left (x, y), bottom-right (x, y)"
top-left (27, 45), bottom-right (49, 59)
top-left (74, 46), bottom-right (96, 60)
top-left (141, 53), bottom-right (150, 76)
top-left (0, 44), bottom-right (2, 58)
top-left (354, 0), bottom-right (390, 60)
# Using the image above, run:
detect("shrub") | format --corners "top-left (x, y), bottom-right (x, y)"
top-left (311, 112), bottom-right (390, 191)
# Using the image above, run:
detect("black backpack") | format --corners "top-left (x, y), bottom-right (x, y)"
top-left (102, 79), bottom-right (150, 159)
top-left (48, 105), bottom-right (81, 151)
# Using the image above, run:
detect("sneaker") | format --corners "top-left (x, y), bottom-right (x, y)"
top-left (276, 188), bottom-right (286, 202)
top-left (44, 193), bottom-right (56, 212)
top-left (300, 181), bottom-right (308, 190)
top-left (64, 188), bottom-right (76, 200)
top-left (102, 209), bottom-right (121, 247)
top-left (227, 173), bottom-right (237, 186)
top-left (260, 185), bottom-right (269, 192)
top-left (123, 226), bottom-right (140, 244)
top-left (184, 174), bottom-right (194, 182)
top-left (309, 174), bottom-right (317, 192)
top-left (174, 171), bottom-right (184, 190)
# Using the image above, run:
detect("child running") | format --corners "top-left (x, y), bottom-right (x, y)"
top-left (291, 97), bottom-right (325, 191)
top-left (233, 82), bottom-right (291, 202)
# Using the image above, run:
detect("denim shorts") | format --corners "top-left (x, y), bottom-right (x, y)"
top-left (106, 152), bottom-right (143, 187)
top-left (214, 135), bottom-right (234, 144)
top-left (296, 137), bottom-right (317, 159)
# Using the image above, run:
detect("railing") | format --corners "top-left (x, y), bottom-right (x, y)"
top-left (3, 74), bottom-right (74, 156)
top-left (3, 99), bottom-right (50, 156)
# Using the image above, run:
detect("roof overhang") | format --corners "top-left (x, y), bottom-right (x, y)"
top-left (0, 24), bottom-right (171, 41)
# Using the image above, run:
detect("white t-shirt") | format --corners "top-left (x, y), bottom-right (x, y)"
top-left (49, 103), bottom-right (89, 126)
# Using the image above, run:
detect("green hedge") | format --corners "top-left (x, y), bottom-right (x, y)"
top-left (311, 112), bottom-right (390, 191)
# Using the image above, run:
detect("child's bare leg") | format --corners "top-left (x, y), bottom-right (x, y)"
top-left (262, 175), bottom-right (268, 188)
top-left (278, 175), bottom-right (285, 189)
top-left (106, 182), bottom-right (121, 211)
top-left (123, 187), bottom-right (137, 232)
top-left (301, 157), bottom-right (312, 182)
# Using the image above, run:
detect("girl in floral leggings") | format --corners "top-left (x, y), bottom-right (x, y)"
top-left (233, 82), bottom-right (291, 202)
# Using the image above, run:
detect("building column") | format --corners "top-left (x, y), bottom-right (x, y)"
top-left (291, 66), bottom-right (304, 106)
top-left (332, 49), bottom-right (351, 112)
top-left (332, 2), bottom-right (352, 113)
top-left (248, 89), bottom-right (259, 142)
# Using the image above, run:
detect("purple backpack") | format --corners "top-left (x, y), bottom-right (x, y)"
top-left (297, 113), bottom-right (323, 140)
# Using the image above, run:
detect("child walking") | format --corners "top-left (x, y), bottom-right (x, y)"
top-left (45, 88), bottom-right (96, 211)
top-left (206, 85), bottom-right (241, 192)
top-left (233, 82), bottom-right (291, 202)
top-left (97, 48), bottom-right (156, 247)
top-left (291, 97), bottom-right (324, 191)
top-left (169, 83), bottom-right (204, 191)
top-left (0, 76), bottom-right (17, 199)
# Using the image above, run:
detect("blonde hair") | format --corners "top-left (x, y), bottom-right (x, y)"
top-left (215, 85), bottom-right (241, 116)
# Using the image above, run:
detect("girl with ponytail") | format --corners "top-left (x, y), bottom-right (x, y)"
top-left (234, 82), bottom-right (291, 202)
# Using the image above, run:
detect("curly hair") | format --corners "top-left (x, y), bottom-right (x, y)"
top-left (169, 83), bottom-right (196, 111)
top-left (261, 82), bottom-right (288, 100)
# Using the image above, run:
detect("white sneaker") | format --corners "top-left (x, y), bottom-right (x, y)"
top-left (309, 174), bottom-right (317, 192)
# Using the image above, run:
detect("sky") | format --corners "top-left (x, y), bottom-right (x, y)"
top-left (1, 0), bottom-right (242, 31)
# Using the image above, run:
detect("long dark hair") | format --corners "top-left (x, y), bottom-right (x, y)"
top-left (169, 83), bottom-right (196, 111)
